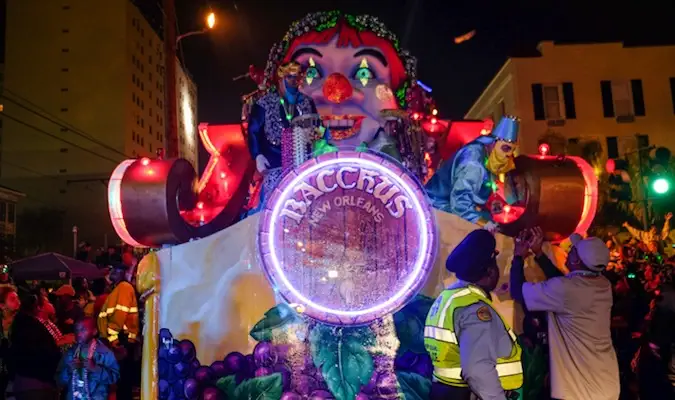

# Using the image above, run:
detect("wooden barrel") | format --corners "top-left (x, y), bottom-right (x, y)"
top-left (498, 155), bottom-right (598, 242)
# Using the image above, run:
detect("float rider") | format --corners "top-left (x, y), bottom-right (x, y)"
top-left (425, 229), bottom-right (523, 400)
top-left (425, 116), bottom-right (519, 233)
top-left (246, 61), bottom-right (321, 214)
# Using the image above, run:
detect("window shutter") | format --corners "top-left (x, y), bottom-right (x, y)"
top-left (600, 81), bottom-right (614, 118)
top-left (531, 83), bottom-right (545, 120)
top-left (670, 78), bottom-right (675, 115)
top-left (631, 79), bottom-right (645, 116)
top-left (562, 82), bottom-right (576, 119)
top-left (606, 137), bottom-right (619, 159)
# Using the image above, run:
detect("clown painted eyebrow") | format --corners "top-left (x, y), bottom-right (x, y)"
top-left (290, 47), bottom-right (324, 60)
top-left (353, 49), bottom-right (388, 67)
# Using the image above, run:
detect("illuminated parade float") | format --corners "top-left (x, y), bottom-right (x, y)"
top-left (107, 11), bottom-right (599, 400)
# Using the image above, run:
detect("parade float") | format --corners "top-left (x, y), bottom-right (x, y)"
top-left (107, 11), bottom-right (599, 400)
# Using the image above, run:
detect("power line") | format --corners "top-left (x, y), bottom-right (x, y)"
top-left (0, 112), bottom-right (122, 164)
top-left (0, 89), bottom-right (130, 159)
top-left (0, 160), bottom-right (61, 181)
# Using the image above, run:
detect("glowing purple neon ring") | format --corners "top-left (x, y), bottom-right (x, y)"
top-left (258, 151), bottom-right (438, 326)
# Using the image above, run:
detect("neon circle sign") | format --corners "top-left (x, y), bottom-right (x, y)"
top-left (258, 151), bottom-right (437, 325)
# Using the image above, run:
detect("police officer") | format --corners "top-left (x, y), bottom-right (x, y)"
top-left (425, 229), bottom-right (523, 400)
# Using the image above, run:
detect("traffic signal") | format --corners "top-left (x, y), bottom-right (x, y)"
top-left (606, 158), bottom-right (632, 202)
top-left (648, 147), bottom-right (671, 196)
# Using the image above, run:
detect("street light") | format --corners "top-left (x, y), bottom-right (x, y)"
top-left (176, 12), bottom-right (217, 44)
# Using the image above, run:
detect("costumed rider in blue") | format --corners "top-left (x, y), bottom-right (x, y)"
top-left (247, 61), bottom-right (324, 214)
top-left (425, 116), bottom-right (520, 232)
top-left (424, 229), bottom-right (523, 400)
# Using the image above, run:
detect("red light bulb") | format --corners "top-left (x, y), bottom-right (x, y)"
top-left (538, 143), bottom-right (550, 156)
top-left (219, 172), bottom-right (226, 179)
top-left (412, 112), bottom-right (420, 120)
top-left (430, 118), bottom-right (437, 124)
top-left (196, 201), bottom-right (204, 210)
top-left (141, 157), bottom-right (150, 166)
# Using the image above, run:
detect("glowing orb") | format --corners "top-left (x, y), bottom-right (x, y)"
top-left (258, 151), bottom-right (437, 325)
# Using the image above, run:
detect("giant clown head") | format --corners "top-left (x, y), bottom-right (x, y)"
top-left (262, 11), bottom-right (418, 148)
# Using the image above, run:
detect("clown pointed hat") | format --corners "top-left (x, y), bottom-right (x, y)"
top-left (477, 115), bottom-right (520, 145)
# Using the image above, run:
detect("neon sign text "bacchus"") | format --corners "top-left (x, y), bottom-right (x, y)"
top-left (280, 166), bottom-right (412, 224)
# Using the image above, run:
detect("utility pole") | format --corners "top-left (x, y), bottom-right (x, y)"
top-left (163, 0), bottom-right (179, 158)
top-left (635, 134), bottom-right (652, 229)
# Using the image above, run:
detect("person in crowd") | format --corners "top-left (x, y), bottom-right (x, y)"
top-left (510, 230), bottom-right (620, 400)
top-left (57, 317), bottom-right (119, 400)
top-left (75, 242), bottom-right (92, 263)
top-left (425, 229), bottom-right (523, 400)
top-left (72, 278), bottom-right (95, 310)
top-left (0, 286), bottom-right (19, 400)
top-left (9, 293), bottom-right (65, 400)
top-left (121, 251), bottom-right (137, 287)
top-left (54, 285), bottom-right (83, 336)
top-left (623, 212), bottom-right (671, 254)
top-left (84, 279), bottom-right (109, 319)
top-left (635, 269), bottom-right (675, 399)
top-left (0, 266), bottom-right (13, 291)
top-left (98, 265), bottom-right (139, 400)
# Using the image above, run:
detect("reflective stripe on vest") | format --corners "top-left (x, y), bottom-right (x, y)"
top-left (434, 361), bottom-right (524, 381)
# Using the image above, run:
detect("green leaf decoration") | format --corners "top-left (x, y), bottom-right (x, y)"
top-left (249, 303), bottom-right (299, 342)
top-left (230, 373), bottom-right (284, 400)
top-left (396, 371), bottom-right (431, 400)
top-left (394, 295), bottom-right (435, 354)
top-left (216, 375), bottom-right (237, 399)
top-left (355, 142), bottom-right (369, 153)
top-left (310, 325), bottom-right (375, 400)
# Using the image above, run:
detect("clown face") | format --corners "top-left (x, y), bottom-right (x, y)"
top-left (289, 37), bottom-right (399, 148)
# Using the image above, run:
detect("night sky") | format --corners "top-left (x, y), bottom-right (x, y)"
top-left (173, 0), bottom-right (675, 123)
top-left (1, 1), bottom-right (674, 123)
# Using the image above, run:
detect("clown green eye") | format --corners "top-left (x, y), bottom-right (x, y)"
top-left (354, 67), bottom-right (374, 87)
top-left (305, 66), bottom-right (321, 85)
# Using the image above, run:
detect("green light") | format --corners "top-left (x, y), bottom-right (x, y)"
top-left (652, 177), bottom-right (670, 194)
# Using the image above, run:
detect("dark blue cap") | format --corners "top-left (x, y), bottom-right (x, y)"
top-left (446, 229), bottom-right (497, 282)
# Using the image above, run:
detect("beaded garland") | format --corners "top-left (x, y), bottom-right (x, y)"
top-left (71, 340), bottom-right (97, 400)
top-left (261, 11), bottom-right (419, 109)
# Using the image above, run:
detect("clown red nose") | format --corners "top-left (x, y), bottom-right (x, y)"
top-left (323, 73), bottom-right (353, 103)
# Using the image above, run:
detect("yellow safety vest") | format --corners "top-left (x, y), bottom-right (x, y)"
top-left (97, 281), bottom-right (139, 344)
top-left (424, 284), bottom-right (523, 390)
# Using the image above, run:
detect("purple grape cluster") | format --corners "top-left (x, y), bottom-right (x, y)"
top-left (158, 329), bottom-right (294, 400)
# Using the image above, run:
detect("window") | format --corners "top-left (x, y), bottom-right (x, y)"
top-left (542, 85), bottom-right (562, 119)
top-left (568, 138), bottom-right (579, 145)
top-left (149, 108), bottom-right (153, 116)
top-left (611, 81), bottom-right (634, 117)
top-left (637, 134), bottom-right (649, 150)
top-left (60, 148), bottom-right (68, 153)
top-left (132, 55), bottom-right (136, 64)
top-left (149, 56), bottom-right (153, 64)
top-left (61, 48), bottom-right (69, 53)
top-left (141, 46), bottom-right (144, 55)
top-left (606, 137), bottom-right (619, 159)
top-left (141, 28), bottom-right (145, 38)
top-left (59, 169), bottom-right (67, 173)
top-left (60, 108), bottom-right (68, 112)
top-left (149, 143), bottom-right (153, 152)
top-left (7, 204), bottom-right (14, 224)
top-left (62, 29), bottom-right (70, 33)
top-left (141, 138), bottom-right (144, 146)
top-left (132, 74), bottom-right (136, 84)
top-left (61, 68), bottom-right (69, 72)
top-left (62, 5), bottom-right (71, 10)
top-left (61, 88), bottom-right (68, 92)
top-left (149, 72), bottom-right (152, 82)
top-left (141, 82), bottom-right (144, 91)
top-left (0, 203), bottom-right (5, 223)
top-left (60, 127), bottom-right (68, 132)
top-left (132, 18), bottom-right (137, 27)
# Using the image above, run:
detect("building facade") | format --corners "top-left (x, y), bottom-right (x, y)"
top-left (465, 42), bottom-right (675, 157)
top-left (0, 186), bottom-right (25, 257)
top-left (1, 0), bottom-right (198, 251)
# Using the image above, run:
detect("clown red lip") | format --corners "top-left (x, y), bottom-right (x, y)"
top-left (320, 115), bottom-right (365, 140)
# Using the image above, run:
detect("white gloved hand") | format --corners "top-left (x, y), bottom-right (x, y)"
top-left (256, 155), bottom-right (270, 173)
top-left (483, 221), bottom-right (499, 235)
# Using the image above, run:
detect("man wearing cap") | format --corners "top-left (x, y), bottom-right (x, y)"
top-left (510, 231), bottom-right (620, 400)
top-left (425, 115), bottom-right (520, 233)
top-left (425, 229), bottom-right (523, 400)
top-left (54, 284), bottom-right (83, 335)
